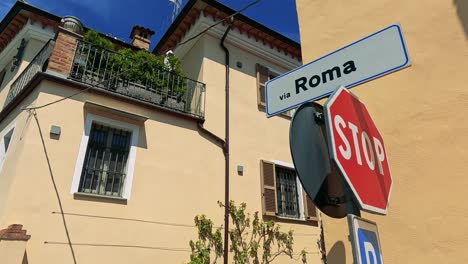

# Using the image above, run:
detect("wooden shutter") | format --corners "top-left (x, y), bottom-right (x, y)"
top-left (260, 160), bottom-right (277, 216)
top-left (303, 191), bottom-right (318, 220)
top-left (0, 69), bottom-right (5, 88)
top-left (256, 64), bottom-right (269, 106)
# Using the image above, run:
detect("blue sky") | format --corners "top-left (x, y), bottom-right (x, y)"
top-left (0, 0), bottom-right (299, 50)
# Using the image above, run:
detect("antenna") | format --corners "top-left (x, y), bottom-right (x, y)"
top-left (169, 0), bottom-right (182, 23)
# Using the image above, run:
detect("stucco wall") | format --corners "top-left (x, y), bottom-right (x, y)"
top-left (0, 52), bottom-right (321, 264)
top-left (296, 0), bottom-right (468, 263)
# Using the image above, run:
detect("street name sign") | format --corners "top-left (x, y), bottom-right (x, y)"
top-left (324, 86), bottom-right (392, 215)
top-left (265, 23), bottom-right (410, 117)
top-left (348, 215), bottom-right (384, 264)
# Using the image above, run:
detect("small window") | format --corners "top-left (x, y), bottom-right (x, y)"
top-left (260, 160), bottom-right (317, 221)
top-left (256, 64), bottom-right (292, 117)
top-left (78, 123), bottom-right (131, 197)
top-left (0, 125), bottom-right (15, 174)
top-left (71, 114), bottom-right (139, 200)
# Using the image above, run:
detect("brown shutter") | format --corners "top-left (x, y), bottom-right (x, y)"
top-left (0, 69), bottom-right (5, 88)
top-left (303, 191), bottom-right (318, 220)
top-left (260, 160), bottom-right (277, 216)
top-left (256, 64), bottom-right (269, 106)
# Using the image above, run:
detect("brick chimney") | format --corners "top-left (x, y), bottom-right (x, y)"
top-left (130, 25), bottom-right (155, 51)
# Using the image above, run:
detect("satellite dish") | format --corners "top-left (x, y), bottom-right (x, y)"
top-left (290, 102), bottom-right (360, 218)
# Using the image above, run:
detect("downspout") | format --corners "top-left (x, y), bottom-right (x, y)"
top-left (195, 20), bottom-right (232, 264)
top-left (220, 22), bottom-right (232, 264)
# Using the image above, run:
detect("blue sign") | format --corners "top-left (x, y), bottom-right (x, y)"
top-left (348, 215), bottom-right (384, 264)
top-left (357, 228), bottom-right (383, 264)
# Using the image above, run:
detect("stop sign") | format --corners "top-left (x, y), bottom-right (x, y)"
top-left (324, 87), bottom-right (392, 215)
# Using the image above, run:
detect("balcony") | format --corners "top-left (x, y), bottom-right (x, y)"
top-left (5, 39), bottom-right (55, 107)
top-left (4, 39), bottom-right (206, 119)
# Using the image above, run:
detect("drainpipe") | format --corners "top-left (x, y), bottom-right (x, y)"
top-left (220, 22), bottom-right (232, 264)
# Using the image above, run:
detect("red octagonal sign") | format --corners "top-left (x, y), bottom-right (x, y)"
top-left (324, 87), bottom-right (392, 215)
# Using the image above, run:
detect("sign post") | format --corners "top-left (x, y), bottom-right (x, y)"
top-left (324, 86), bottom-right (392, 214)
top-left (265, 23), bottom-right (410, 117)
top-left (348, 215), bottom-right (384, 264)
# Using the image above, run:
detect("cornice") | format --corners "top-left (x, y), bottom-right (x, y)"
top-left (0, 20), bottom-right (55, 70)
top-left (174, 15), bottom-right (301, 70)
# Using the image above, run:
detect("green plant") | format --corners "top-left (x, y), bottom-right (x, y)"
top-left (82, 30), bottom-right (187, 98)
top-left (109, 48), bottom-right (187, 98)
top-left (188, 201), bottom-right (307, 264)
top-left (83, 30), bottom-right (114, 50)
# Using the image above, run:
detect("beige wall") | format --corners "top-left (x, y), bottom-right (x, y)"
top-left (296, 0), bottom-right (468, 263)
top-left (0, 240), bottom-right (27, 264)
top-left (0, 26), bottom-right (322, 264)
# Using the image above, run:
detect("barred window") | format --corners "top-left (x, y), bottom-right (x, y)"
top-left (78, 123), bottom-right (131, 197)
top-left (276, 166), bottom-right (300, 218)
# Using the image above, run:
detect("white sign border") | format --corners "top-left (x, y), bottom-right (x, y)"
top-left (266, 23), bottom-right (410, 117)
top-left (324, 86), bottom-right (393, 215)
top-left (348, 215), bottom-right (384, 264)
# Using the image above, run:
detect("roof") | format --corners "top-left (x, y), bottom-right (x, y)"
top-left (0, 1), bottom-right (61, 53)
top-left (153, 0), bottom-right (301, 60)
top-left (0, 1), bottom-right (142, 52)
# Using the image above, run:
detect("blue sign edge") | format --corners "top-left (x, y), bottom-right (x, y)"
top-left (265, 23), bottom-right (410, 118)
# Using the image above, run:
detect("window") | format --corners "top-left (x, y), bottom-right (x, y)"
top-left (256, 64), bottom-right (293, 117)
top-left (78, 123), bottom-right (130, 197)
top-left (276, 166), bottom-right (300, 218)
top-left (260, 160), bottom-right (317, 220)
top-left (0, 125), bottom-right (15, 174)
top-left (71, 114), bottom-right (139, 199)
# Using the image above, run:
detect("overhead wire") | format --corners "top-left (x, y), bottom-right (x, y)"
top-left (22, 0), bottom-right (261, 112)
top-left (162, 0), bottom-right (261, 53)
top-left (23, 1), bottom-right (263, 262)
top-left (29, 109), bottom-right (78, 264)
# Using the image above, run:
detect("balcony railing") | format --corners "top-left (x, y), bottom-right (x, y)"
top-left (70, 40), bottom-right (206, 119)
top-left (4, 39), bottom-right (55, 108)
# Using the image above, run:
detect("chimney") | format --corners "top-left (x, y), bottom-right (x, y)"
top-left (130, 25), bottom-right (155, 51)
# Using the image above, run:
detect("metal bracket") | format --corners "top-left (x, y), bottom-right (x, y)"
top-left (325, 194), bottom-right (352, 206)
top-left (314, 112), bottom-right (324, 124)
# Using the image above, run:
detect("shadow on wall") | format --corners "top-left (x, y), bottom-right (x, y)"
top-left (22, 251), bottom-right (28, 264)
top-left (327, 241), bottom-right (346, 264)
top-left (454, 0), bottom-right (468, 38)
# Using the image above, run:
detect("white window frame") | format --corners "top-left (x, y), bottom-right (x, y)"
top-left (71, 114), bottom-right (139, 200)
top-left (271, 160), bottom-right (305, 220)
top-left (0, 123), bottom-right (16, 175)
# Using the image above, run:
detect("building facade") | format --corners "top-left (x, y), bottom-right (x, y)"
top-left (0, 1), bottom-right (324, 263)
top-left (296, 0), bottom-right (468, 263)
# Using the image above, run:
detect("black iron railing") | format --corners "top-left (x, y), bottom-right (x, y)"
top-left (70, 40), bottom-right (206, 119)
top-left (4, 39), bottom-right (55, 108)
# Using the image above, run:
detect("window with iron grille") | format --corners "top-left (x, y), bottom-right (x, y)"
top-left (276, 166), bottom-right (300, 218)
top-left (78, 123), bottom-right (131, 197)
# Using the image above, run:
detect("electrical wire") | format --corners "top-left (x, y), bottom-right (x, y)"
top-left (21, 61), bottom-right (148, 111)
top-left (165, 0), bottom-right (261, 52)
top-left (29, 109), bottom-right (77, 264)
top-left (19, 2), bottom-right (262, 262)
top-left (44, 241), bottom-right (191, 252)
top-left (21, 0), bottom-right (261, 112)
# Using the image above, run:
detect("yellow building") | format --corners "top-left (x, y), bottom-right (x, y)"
top-left (0, 0), bottom-right (325, 263)
top-left (296, 0), bottom-right (468, 263)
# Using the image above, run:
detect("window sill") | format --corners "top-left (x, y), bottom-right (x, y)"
top-left (263, 214), bottom-right (318, 227)
top-left (276, 215), bottom-right (306, 222)
top-left (73, 192), bottom-right (128, 205)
